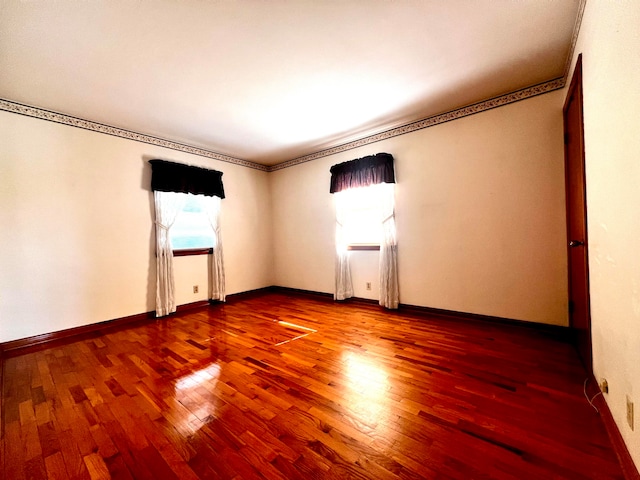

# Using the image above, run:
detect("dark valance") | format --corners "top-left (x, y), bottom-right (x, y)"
top-left (329, 153), bottom-right (395, 194)
top-left (149, 159), bottom-right (225, 199)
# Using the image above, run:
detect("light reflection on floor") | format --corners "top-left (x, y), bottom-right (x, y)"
top-left (174, 362), bottom-right (222, 432)
top-left (273, 320), bottom-right (317, 346)
top-left (342, 352), bottom-right (394, 430)
top-left (175, 362), bottom-right (221, 391)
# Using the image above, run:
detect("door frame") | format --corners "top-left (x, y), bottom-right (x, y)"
top-left (563, 54), bottom-right (592, 373)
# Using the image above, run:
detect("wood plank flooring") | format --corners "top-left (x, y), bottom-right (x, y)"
top-left (1, 293), bottom-right (624, 479)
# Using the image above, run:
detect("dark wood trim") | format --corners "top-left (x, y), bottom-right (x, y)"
top-left (399, 302), bottom-right (573, 340)
top-left (0, 286), bottom-right (572, 358)
top-left (0, 347), bottom-right (3, 439)
top-left (348, 245), bottom-right (380, 251)
top-left (0, 311), bottom-right (153, 358)
top-left (347, 296), bottom-right (379, 305)
top-left (268, 288), bottom-right (402, 306)
top-left (175, 300), bottom-right (212, 313)
top-left (563, 53), bottom-right (593, 374)
top-left (0, 300), bottom-right (211, 358)
top-left (269, 285), bottom-right (334, 301)
top-left (563, 54), bottom-right (583, 111)
top-left (224, 287), bottom-right (278, 304)
top-left (587, 374), bottom-right (640, 480)
top-left (0, 347), bottom-right (3, 418)
top-left (173, 247), bottom-right (213, 257)
top-left (270, 286), bottom-right (573, 340)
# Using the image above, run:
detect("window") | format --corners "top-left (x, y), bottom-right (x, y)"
top-left (170, 194), bottom-right (215, 254)
top-left (329, 152), bottom-right (398, 307)
top-left (335, 182), bottom-right (393, 249)
top-left (150, 159), bottom-right (226, 309)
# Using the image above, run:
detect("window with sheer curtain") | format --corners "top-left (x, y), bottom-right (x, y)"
top-left (335, 183), bottom-right (394, 249)
top-left (149, 160), bottom-right (226, 317)
top-left (330, 153), bottom-right (399, 309)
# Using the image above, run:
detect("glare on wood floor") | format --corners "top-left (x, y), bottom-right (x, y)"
top-left (0, 293), bottom-right (624, 479)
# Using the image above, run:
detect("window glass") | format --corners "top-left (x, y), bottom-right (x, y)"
top-left (170, 194), bottom-right (213, 250)
top-left (338, 183), bottom-right (393, 246)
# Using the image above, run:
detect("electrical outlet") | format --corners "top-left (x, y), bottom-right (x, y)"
top-left (193, 285), bottom-right (199, 294)
top-left (600, 379), bottom-right (609, 394)
top-left (366, 282), bottom-right (372, 290)
top-left (627, 396), bottom-right (634, 431)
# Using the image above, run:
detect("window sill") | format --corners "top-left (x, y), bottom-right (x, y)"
top-left (347, 245), bottom-right (380, 251)
top-left (173, 248), bottom-right (213, 257)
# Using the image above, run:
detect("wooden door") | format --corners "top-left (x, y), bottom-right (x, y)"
top-left (563, 55), bottom-right (592, 373)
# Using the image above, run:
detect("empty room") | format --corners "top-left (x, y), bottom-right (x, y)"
top-left (1, 1), bottom-right (639, 479)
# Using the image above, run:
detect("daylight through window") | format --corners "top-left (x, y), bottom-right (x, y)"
top-left (335, 182), bottom-right (394, 247)
top-left (170, 194), bottom-right (215, 250)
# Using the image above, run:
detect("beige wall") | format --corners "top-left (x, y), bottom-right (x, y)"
top-left (0, 75), bottom-right (569, 338)
top-left (0, 111), bottom-right (273, 342)
top-left (271, 90), bottom-right (568, 325)
top-left (568, 0), bottom-right (640, 467)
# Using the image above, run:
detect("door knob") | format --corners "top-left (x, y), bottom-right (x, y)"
top-left (569, 240), bottom-right (584, 247)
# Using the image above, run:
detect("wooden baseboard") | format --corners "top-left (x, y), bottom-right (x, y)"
top-left (0, 347), bottom-right (3, 445)
top-left (269, 285), bottom-right (334, 301)
top-left (0, 287), bottom-right (365, 356)
top-left (0, 286), bottom-right (571, 356)
top-left (270, 286), bottom-right (571, 339)
top-left (0, 300), bottom-right (210, 358)
top-left (586, 375), bottom-right (640, 480)
top-left (224, 286), bottom-right (278, 303)
top-left (0, 347), bottom-right (3, 425)
top-left (399, 302), bottom-right (573, 340)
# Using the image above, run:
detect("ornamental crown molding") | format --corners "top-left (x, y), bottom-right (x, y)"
top-left (1, 77), bottom-right (565, 174)
top-left (0, 99), bottom-right (268, 172)
top-left (276, 0), bottom-right (584, 172)
top-left (269, 77), bottom-right (565, 171)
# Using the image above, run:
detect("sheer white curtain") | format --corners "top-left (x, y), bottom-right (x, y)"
top-left (153, 191), bottom-right (186, 317)
top-left (379, 184), bottom-right (399, 309)
top-left (203, 195), bottom-right (226, 302)
top-left (334, 191), bottom-right (354, 301)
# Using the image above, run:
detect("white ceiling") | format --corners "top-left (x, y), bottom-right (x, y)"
top-left (0, 0), bottom-right (582, 166)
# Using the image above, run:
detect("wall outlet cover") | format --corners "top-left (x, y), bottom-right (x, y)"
top-left (600, 379), bottom-right (608, 394)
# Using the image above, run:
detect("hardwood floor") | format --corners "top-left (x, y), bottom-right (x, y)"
top-left (1, 293), bottom-right (624, 479)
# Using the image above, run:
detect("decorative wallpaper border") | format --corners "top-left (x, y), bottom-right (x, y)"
top-left (563, 0), bottom-right (587, 81)
top-left (273, 0), bottom-right (584, 171)
top-left (1, 78), bottom-right (565, 174)
top-left (269, 77), bottom-right (565, 171)
top-left (0, 99), bottom-right (269, 172)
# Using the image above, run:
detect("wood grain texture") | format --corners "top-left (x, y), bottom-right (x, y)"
top-left (0, 301), bottom-right (210, 358)
top-left (1, 293), bottom-right (626, 479)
